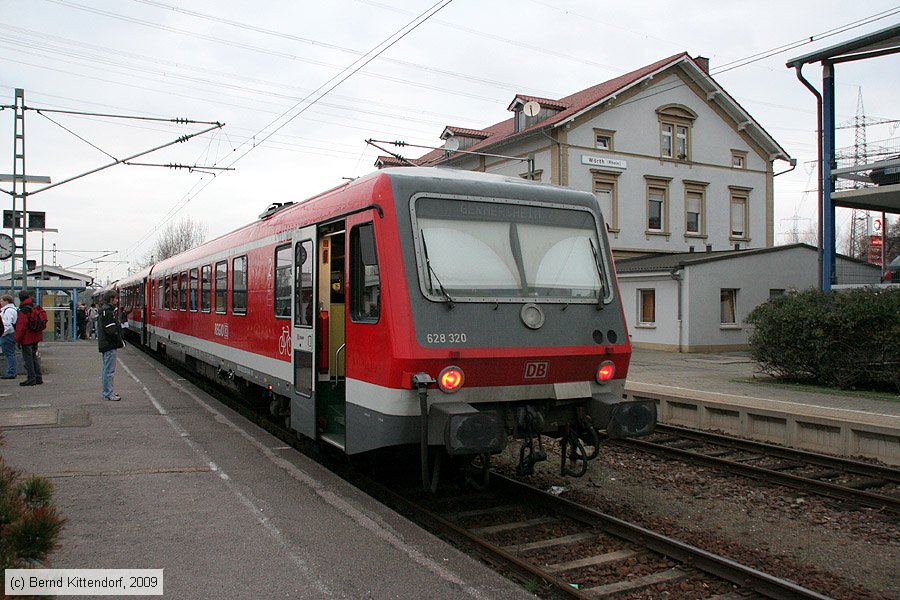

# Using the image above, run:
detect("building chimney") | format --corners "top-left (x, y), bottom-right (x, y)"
top-left (694, 55), bottom-right (710, 74)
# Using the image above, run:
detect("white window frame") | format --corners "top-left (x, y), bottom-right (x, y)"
top-left (591, 169), bottom-right (621, 233)
top-left (729, 188), bottom-right (750, 240)
top-left (593, 128), bottom-right (615, 151)
top-left (720, 288), bottom-right (739, 326)
top-left (644, 175), bottom-right (672, 236)
top-left (638, 289), bottom-right (656, 326)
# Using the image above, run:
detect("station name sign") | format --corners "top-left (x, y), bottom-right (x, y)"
top-left (581, 155), bottom-right (627, 170)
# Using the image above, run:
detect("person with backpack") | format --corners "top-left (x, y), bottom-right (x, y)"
top-left (1, 295), bottom-right (18, 379)
top-left (15, 289), bottom-right (45, 386)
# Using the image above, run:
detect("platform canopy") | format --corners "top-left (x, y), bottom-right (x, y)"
top-left (786, 23), bottom-right (900, 289)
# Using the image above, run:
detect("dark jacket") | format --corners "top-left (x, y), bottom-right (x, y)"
top-left (97, 302), bottom-right (123, 353)
top-left (15, 297), bottom-right (43, 346)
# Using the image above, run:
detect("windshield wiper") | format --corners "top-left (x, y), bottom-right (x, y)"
top-left (589, 238), bottom-right (606, 310)
top-left (420, 231), bottom-right (454, 308)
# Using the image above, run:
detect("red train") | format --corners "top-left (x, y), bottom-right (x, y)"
top-left (116, 167), bottom-right (656, 487)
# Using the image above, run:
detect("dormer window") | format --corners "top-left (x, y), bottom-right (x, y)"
top-left (508, 96), bottom-right (569, 133)
top-left (656, 104), bottom-right (698, 162)
top-left (440, 126), bottom-right (490, 151)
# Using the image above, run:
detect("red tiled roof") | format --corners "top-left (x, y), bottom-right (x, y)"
top-left (375, 155), bottom-right (421, 167)
top-left (416, 53), bottom-right (689, 165)
top-left (442, 126), bottom-right (492, 139)
top-left (507, 95), bottom-right (571, 111)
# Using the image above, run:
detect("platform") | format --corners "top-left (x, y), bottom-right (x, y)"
top-left (626, 348), bottom-right (900, 465)
top-left (0, 342), bottom-right (532, 600)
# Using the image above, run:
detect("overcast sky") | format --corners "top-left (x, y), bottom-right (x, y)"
top-left (1, 0), bottom-right (898, 283)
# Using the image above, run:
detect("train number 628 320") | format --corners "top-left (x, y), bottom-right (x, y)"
top-left (426, 332), bottom-right (468, 344)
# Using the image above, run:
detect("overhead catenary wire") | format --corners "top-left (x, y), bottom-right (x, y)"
top-left (120, 0), bottom-right (456, 261)
top-left (7, 2), bottom-right (896, 280)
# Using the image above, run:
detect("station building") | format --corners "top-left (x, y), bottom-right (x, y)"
top-left (376, 53), bottom-right (882, 351)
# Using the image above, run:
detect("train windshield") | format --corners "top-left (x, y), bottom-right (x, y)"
top-left (413, 197), bottom-right (605, 303)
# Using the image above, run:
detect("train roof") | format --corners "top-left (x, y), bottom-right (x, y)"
top-left (147, 167), bottom-right (595, 274)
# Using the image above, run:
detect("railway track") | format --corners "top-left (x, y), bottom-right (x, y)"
top-left (368, 472), bottom-right (831, 600)
top-left (146, 350), bottom-right (836, 598)
top-left (621, 424), bottom-right (900, 514)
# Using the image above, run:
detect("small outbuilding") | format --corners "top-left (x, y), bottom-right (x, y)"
top-left (615, 243), bottom-right (881, 352)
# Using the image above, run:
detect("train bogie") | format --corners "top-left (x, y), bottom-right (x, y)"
top-left (113, 168), bottom-right (656, 488)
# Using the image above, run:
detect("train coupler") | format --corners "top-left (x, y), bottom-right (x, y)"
top-left (516, 407), bottom-right (547, 476)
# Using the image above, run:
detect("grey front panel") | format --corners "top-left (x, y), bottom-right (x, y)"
top-left (389, 174), bottom-right (628, 349)
top-left (346, 403), bottom-right (420, 454)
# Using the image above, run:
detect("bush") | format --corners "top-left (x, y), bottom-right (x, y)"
top-left (747, 287), bottom-right (900, 391)
top-left (0, 433), bottom-right (67, 595)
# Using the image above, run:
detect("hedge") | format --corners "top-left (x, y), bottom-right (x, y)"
top-left (746, 287), bottom-right (900, 391)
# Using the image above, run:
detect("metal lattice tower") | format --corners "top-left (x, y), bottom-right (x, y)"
top-left (848, 88), bottom-right (869, 259)
top-left (11, 88), bottom-right (28, 290)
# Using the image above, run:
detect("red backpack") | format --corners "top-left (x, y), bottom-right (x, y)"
top-left (27, 305), bottom-right (48, 333)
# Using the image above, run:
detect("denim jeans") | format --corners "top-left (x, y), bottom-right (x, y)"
top-left (21, 343), bottom-right (41, 382)
top-left (101, 349), bottom-right (117, 398)
top-left (1, 334), bottom-right (15, 376)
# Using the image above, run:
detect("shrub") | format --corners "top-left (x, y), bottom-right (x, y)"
top-left (747, 287), bottom-right (900, 391)
top-left (0, 433), bottom-right (67, 595)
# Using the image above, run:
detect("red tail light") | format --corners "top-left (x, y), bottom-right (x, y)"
top-left (596, 361), bottom-right (615, 383)
top-left (438, 366), bottom-right (464, 393)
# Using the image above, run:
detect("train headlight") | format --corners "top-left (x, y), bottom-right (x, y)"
top-left (596, 360), bottom-right (615, 383)
top-left (438, 366), bottom-right (464, 393)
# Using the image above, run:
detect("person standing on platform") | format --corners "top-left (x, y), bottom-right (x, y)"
top-left (15, 290), bottom-right (44, 386)
top-left (87, 302), bottom-right (99, 338)
top-left (97, 290), bottom-right (123, 401)
top-left (76, 303), bottom-right (87, 340)
top-left (1, 295), bottom-right (18, 379)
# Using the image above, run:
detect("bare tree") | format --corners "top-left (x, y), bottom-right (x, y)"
top-left (137, 217), bottom-right (208, 267)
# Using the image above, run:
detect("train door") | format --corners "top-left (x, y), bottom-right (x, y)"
top-left (317, 223), bottom-right (347, 450)
top-left (289, 226), bottom-right (317, 438)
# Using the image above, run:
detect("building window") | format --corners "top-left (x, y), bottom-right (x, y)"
top-left (730, 189), bottom-right (749, 239)
top-left (657, 104), bottom-right (697, 161)
top-left (350, 223), bottom-right (380, 323)
top-left (215, 261), bottom-right (227, 314)
top-left (661, 123), bottom-right (673, 158)
top-left (594, 128), bottom-right (614, 151)
top-left (275, 244), bottom-right (291, 319)
top-left (232, 256), bottom-right (247, 315)
top-left (769, 289), bottom-right (785, 299)
top-left (638, 289), bottom-right (655, 325)
top-left (592, 170), bottom-right (621, 232)
top-left (731, 150), bottom-right (747, 169)
top-left (660, 122), bottom-right (690, 159)
top-left (684, 186), bottom-right (706, 236)
top-left (201, 265), bottom-right (211, 312)
top-left (648, 186), bottom-right (666, 232)
top-left (720, 289), bottom-right (738, 324)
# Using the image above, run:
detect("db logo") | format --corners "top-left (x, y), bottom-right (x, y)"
top-left (524, 361), bottom-right (549, 379)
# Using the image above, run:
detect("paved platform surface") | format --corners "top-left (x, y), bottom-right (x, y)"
top-left (0, 342), bottom-right (532, 600)
top-left (627, 347), bottom-right (900, 418)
